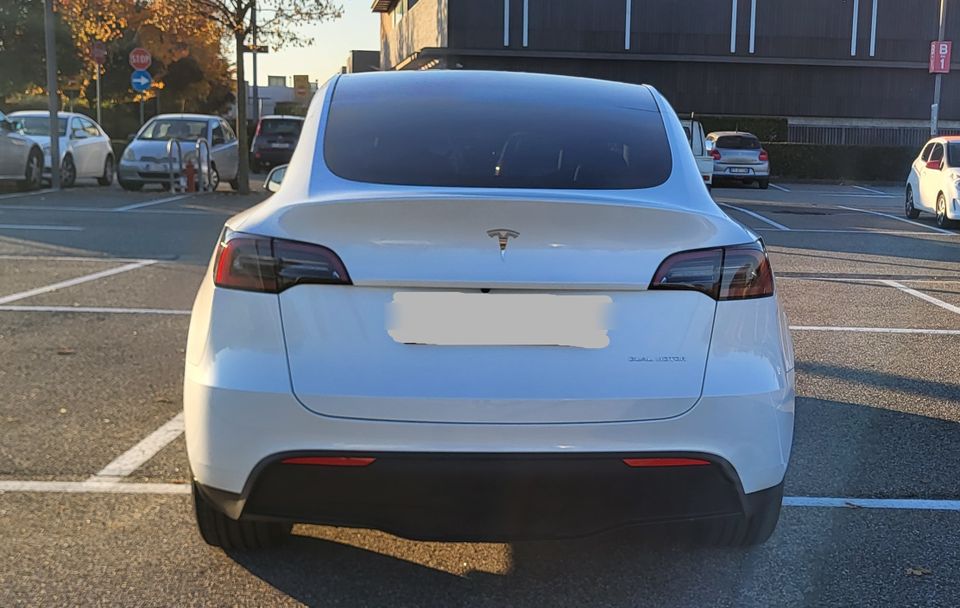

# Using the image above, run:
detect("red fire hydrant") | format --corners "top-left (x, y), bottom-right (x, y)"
top-left (184, 159), bottom-right (196, 192)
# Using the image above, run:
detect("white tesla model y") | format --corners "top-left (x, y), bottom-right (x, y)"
top-left (185, 71), bottom-right (795, 550)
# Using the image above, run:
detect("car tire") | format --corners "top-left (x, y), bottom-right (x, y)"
top-left (97, 155), bottom-right (115, 186)
top-left (192, 481), bottom-right (291, 550)
top-left (60, 154), bottom-right (77, 188)
top-left (758, 179), bottom-right (769, 190)
top-left (18, 148), bottom-right (43, 191)
top-left (208, 164), bottom-right (220, 191)
top-left (695, 483), bottom-right (783, 547)
top-left (905, 186), bottom-right (920, 219)
top-left (119, 179), bottom-right (144, 192)
top-left (936, 193), bottom-right (956, 228)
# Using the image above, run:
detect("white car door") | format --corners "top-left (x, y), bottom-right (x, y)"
top-left (0, 114), bottom-right (18, 178)
top-left (81, 117), bottom-right (109, 177)
top-left (70, 117), bottom-right (98, 177)
top-left (920, 142), bottom-right (945, 211)
top-left (210, 119), bottom-right (239, 180)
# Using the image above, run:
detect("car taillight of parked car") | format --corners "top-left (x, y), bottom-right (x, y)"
top-left (649, 242), bottom-right (774, 301)
top-left (710, 149), bottom-right (722, 161)
top-left (214, 230), bottom-right (351, 293)
top-left (759, 149), bottom-right (769, 162)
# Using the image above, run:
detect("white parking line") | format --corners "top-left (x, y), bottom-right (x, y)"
top-left (0, 480), bottom-right (190, 495)
top-left (0, 254), bottom-right (157, 263)
top-left (0, 260), bottom-right (156, 305)
top-left (0, 188), bottom-right (55, 201)
top-left (783, 496), bottom-right (960, 511)
top-left (851, 185), bottom-right (888, 195)
top-left (769, 183), bottom-right (791, 192)
top-left (824, 193), bottom-right (895, 198)
top-left (0, 224), bottom-right (83, 231)
top-left (880, 280), bottom-right (960, 315)
top-left (113, 194), bottom-right (191, 212)
top-left (0, 305), bottom-right (190, 315)
top-left (0, 204), bottom-right (215, 215)
top-left (837, 205), bottom-right (956, 235)
top-left (719, 203), bottom-right (791, 231)
top-left (90, 413), bottom-right (184, 480)
top-left (790, 326), bottom-right (960, 335)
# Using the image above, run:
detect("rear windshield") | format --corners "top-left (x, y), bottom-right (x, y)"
top-left (715, 135), bottom-right (761, 150)
top-left (260, 119), bottom-right (302, 136)
top-left (324, 78), bottom-right (672, 189)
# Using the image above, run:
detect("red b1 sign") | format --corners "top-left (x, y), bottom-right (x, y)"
top-left (930, 41), bottom-right (952, 74)
top-left (129, 47), bottom-right (152, 71)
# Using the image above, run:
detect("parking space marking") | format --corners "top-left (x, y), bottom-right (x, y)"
top-left (0, 305), bottom-right (190, 315)
top-left (790, 325), bottom-right (960, 335)
top-left (0, 259), bottom-right (156, 305)
top-left (90, 413), bottom-right (184, 480)
top-left (0, 480), bottom-right (189, 495)
top-left (719, 203), bottom-right (791, 230)
top-left (851, 185), bottom-right (888, 195)
top-left (0, 204), bottom-right (218, 215)
top-left (837, 205), bottom-right (956, 235)
top-left (0, 223), bottom-right (83, 231)
top-left (824, 193), bottom-right (895, 198)
top-left (880, 280), bottom-right (960, 315)
top-left (0, 254), bottom-right (157, 263)
top-left (0, 189), bottom-right (55, 201)
top-left (113, 194), bottom-right (192, 212)
top-left (769, 183), bottom-right (791, 192)
top-left (783, 497), bottom-right (960, 511)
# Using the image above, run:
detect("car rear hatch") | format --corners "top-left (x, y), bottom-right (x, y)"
top-left (255, 119), bottom-right (302, 151)
top-left (716, 135), bottom-right (762, 164)
top-left (274, 195), bottom-right (723, 424)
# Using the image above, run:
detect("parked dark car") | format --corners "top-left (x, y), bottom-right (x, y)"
top-left (250, 115), bottom-right (304, 172)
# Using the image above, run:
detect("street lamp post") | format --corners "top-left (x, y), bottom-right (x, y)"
top-left (42, 0), bottom-right (60, 189)
top-left (933, 0), bottom-right (949, 136)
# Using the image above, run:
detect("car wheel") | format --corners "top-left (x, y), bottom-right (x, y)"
top-left (97, 155), bottom-right (115, 186)
top-left (695, 483), bottom-right (783, 547)
top-left (208, 164), bottom-right (220, 191)
top-left (118, 179), bottom-right (144, 192)
top-left (18, 149), bottom-right (43, 191)
top-left (60, 154), bottom-right (77, 188)
top-left (758, 179), bottom-right (769, 190)
top-left (936, 193), bottom-right (955, 228)
top-left (905, 186), bottom-right (920, 219)
top-left (192, 481), bottom-right (291, 550)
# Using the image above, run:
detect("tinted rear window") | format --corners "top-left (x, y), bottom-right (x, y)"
top-left (715, 135), bottom-right (761, 150)
top-left (323, 74), bottom-right (672, 189)
top-left (260, 119), bottom-right (302, 136)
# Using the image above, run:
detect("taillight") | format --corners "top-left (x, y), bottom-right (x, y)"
top-left (650, 242), bottom-right (774, 301)
top-left (710, 149), bottom-right (721, 161)
top-left (759, 149), bottom-right (769, 162)
top-left (213, 230), bottom-right (351, 293)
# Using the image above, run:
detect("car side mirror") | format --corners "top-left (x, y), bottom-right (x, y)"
top-left (264, 165), bottom-right (287, 193)
top-left (926, 159), bottom-right (943, 170)
top-left (72, 129), bottom-right (88, 140)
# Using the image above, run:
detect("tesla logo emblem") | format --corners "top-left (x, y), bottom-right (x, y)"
top-left (487, 228), bottom-right (519, 259)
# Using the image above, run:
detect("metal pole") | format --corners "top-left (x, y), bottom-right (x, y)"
top-left (140, 98), bottom-right (144, 125)
top-left (933, 0), bottom-right (949, 136)
top-left (96, 63), bottom-right (102, 125)
top-left (251, 1), bottom-right (259, 123)
top-left (43, 0), bottom-right (60, 189)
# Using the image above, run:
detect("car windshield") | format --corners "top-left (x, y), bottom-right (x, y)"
top-left (715, 135), bottom-right (761, 150)
top-left (16, 116), bottom-right (68, 136)
top-left (325, 78), bottom-right (671, 189)
top-left (138, 119), bottom-right (208, 140)
top-left (259, 119), bottom-right (302, 136)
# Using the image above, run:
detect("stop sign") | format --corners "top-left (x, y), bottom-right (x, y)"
top-left (90, 41), bottom-right (107, 65)
top-left (129, 47), bottom-right (152, 71)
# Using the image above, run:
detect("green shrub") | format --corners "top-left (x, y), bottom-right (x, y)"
top-left (698, 116), bottom-right (789, 142)
top-left (764, 143), bottom-right (917, 182)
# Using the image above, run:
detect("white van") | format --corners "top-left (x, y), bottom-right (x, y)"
top-left (681, 119), bottom-right (713, 189)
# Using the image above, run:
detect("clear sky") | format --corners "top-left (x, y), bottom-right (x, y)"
top-left (242, 1), bottom-right (381, 87)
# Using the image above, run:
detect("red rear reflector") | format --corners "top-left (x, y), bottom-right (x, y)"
top-left (623, 458), bottom-right (711, 468)
top-left (759, 149), bottom-right (769, 162)
top-left (281, 457), bottom-right (375, 467)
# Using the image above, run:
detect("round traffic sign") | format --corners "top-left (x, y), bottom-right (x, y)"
top-left (131, 69), bottom-right (153, 92)
top-left (91, 41), bottom-right (107, 65)
top-left (129, 47), bottom-right (152, 71)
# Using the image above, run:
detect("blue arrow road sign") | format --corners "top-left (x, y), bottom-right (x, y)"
top-left (131, 69), bottom-right (152, 92)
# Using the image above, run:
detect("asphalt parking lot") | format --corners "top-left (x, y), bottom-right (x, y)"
top-left (2, 180), bottom-right (959, 607)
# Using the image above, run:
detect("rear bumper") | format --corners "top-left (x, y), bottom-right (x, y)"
top-left (252, 148), bottom-right (294, 166)
top-left (714, 162), bottom-right (770, 179)
top-left (196, 451), bottom-right (775, 541)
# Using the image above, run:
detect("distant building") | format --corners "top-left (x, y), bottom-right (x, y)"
top-left (373, 0), bottom-right (960, 145)
top-left (346, 50), bottom-right (381, 73)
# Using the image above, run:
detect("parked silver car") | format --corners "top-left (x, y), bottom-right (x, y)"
top-left (0, 110), bottom-right (43, 190)
top-left (118, 113), bottom-right (239, 191)
top-left (707, 131), bottom-right (770, 189)
top-left (10, 111), bottom-right (115, 187)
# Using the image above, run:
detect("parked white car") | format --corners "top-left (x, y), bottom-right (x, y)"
top-left (905, 136), bottom-right (960, 228)
top-left (9, 111), bottom-right (114, 187)
top-left (118, 114), bottom-right (239, 191)
top-left (681, 118), bottom-right (713, 189)
top-left (0, 110), bottom-right (43, 190)
top-left (185, 71), bottom-right (795, 550)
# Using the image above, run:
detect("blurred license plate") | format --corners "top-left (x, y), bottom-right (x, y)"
top-left (271, 143), bottom-right (291, 148)
top-left (729, 167), bottom-right (750, 174)
top-left (387, 292), bottom-right (611, 349)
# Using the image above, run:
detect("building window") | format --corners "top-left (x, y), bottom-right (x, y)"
top-left (392, 0), bottom-right (406, 27)
top-left (267, 76), bottom-right (286, 88)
